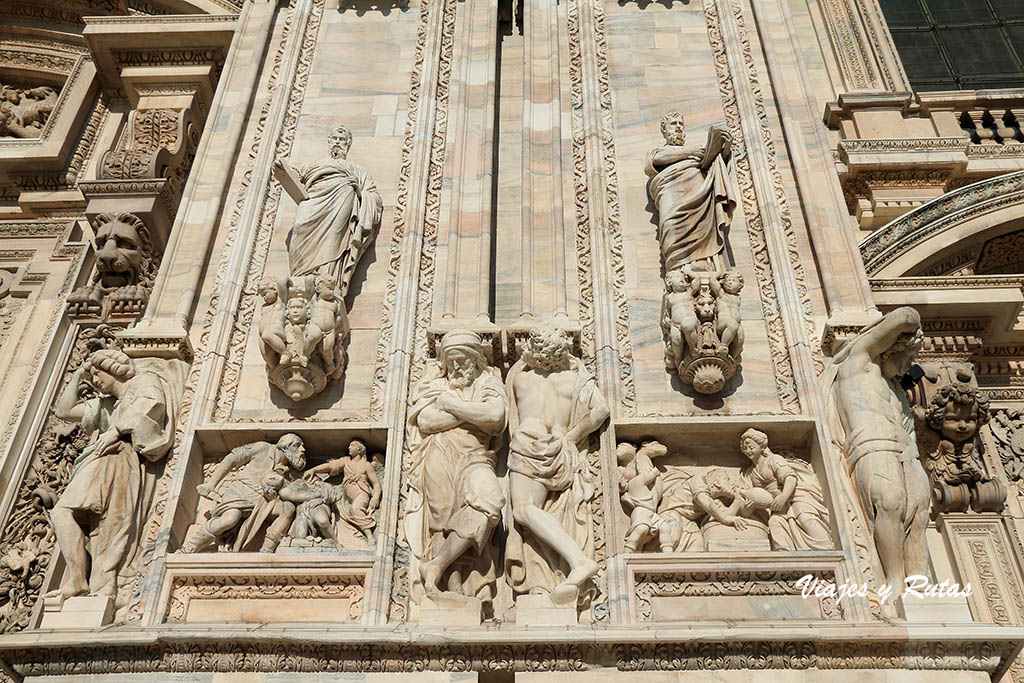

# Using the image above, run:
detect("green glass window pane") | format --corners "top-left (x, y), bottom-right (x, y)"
top-left (937, 27), bottom-right (1018, 76)
top-left (879, 0), bottom-right (929, 28)
top-left (1008, 25), bottom-right (1024, 59)
top-left (925, 0), bottom-right (993, 25)
top-left (990, 0), bottom-right (1024, 21)
top-left (891, 29), bottom-right (955, 80)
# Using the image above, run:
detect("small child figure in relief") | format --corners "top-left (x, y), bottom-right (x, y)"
top-left (257, 277), bottom-right (287, 365)
top-left (716, 270), bottom-right (744, 358)
top-left (307, 274), bottom-right (343, 377)
top-left (662, 268), bottom-right (699, 370)
top-left (618, 440), bottom-right (670, 552)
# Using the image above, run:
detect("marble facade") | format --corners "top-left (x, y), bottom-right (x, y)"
top-left (1, 0), bottom-right (1024, 680)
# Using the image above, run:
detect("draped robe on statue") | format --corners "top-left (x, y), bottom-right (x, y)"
top-left (504, 358), bottom-right (599, 605)
top-left (55, 359), bottom-right (186, 606)
top-left (285, 158), bottom-right (383, 295)
top-left (405, 366), bottom-right (507, 604)
top-left (645, 128), bottom-right (737, 271)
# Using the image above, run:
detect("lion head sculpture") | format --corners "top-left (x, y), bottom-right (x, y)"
top-left (91, 212), bottom-right (157, 290)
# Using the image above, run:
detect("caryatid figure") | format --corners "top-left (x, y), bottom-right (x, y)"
top-left (826, 307), bottom-right (928, 590)
top-left (275, 125), bottom-right (383, 298)
top-left (405, 330), bottom-right (507, 607)
top-left (645, 110), bottom-right (735, 272)
top-left (505, 325), bottom-right (609, 608)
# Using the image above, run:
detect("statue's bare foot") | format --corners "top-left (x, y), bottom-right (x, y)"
top-left (551, 559), bottom-right (599, 605)
top-left (420, 561), bottom-right (442, 596)
top-left (43, 583), bottom-right (88, 604)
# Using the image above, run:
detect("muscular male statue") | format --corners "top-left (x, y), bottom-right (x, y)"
top-left (827, 306), bottom-right (928, 589)
top-left (505, 326), bottom-right (609, 607)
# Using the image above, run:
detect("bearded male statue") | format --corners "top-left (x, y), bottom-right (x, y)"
top-left (274, 125), bottom-right (382, 298)
top-left (505, 325), bottom-right (608, 609)
top-left (405, 330), bottom-right (507, 611)
top-left (826, 306), bottom-right (929, 590)
top-left (645, 110), bottom-right (735, 272)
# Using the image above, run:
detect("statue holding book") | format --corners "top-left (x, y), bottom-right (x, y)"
top-left (645, 110), bottom-right (735, 272)
top-left (262, 125), bottom-right (382, 402)
top-left (648, 111), bottom-right (743, 394)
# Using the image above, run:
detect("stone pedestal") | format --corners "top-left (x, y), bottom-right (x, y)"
top-left (419, 593), bottom-right (483, 627)
top-left (514, 594), bottom-right (577, 627)
top-left (39, 595), bottom-right (114, 629)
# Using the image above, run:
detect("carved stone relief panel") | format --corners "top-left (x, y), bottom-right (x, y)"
top-left (181, 434), bottom-right (384, 555)
top-left (617, 428), bottom-right (830, 554)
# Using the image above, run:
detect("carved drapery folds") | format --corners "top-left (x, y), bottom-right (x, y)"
top-left (260, 125), bottom-right (382, 402)
top-left (911, 362), bottom-right (1006, 514)
top-left (405, 329), bottom-right (508, 617)
top-left (181, 435), bottom-right (383, 554)
top-left (647, 110), bottom-right (742, 395)
top-left (67, 211), bottom-right (159, 323)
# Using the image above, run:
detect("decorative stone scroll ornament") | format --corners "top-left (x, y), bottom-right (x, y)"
top-left (405, 329), bottom-right (507, 612)
top-left (0, 84), bottom-right (58, 138)
top-left (824, 307), bottom-right (929, 589)
top-left (263, 125), bottom-right (382, 402)
top-left (66, 212), bottom-right (158, 322)
top-left (284, 439), bottom-right (383, 549)
top-left (661, 265), bottom-right (744, 394)
top-left (912, 362), bottom-right (1005, 513)
top-left (181, 435), bottom-right (307, 554)
top-left (98, 107), bottom-right (198, 196)
top-left (505, 325), bottom-right (607, 610)
top-left (258, 274), bottom-right (348, 401)
top-left (648, 111), bottom-right (742, 394)
top-left (991, 408), bottom-right (1024, 483)
top-left (44, 347), bottom-right (188, 616)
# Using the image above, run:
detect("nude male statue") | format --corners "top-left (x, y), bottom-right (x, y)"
top-left (827, 306), bottom-right (928, 590)
top-left (505, 325), bottom-right (609, 607)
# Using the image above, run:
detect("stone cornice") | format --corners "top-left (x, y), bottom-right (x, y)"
top-left (0, 625), bottom-right (1021, 675)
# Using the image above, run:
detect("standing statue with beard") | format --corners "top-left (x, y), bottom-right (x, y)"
top-left (825, 307), bottom-right (928, 590)
top-left (274, 125), bottom-right (382, 299)
top-left (505, 325), bottom-right (608, 609)
top-left (405, 330), bottom-right (507, 610)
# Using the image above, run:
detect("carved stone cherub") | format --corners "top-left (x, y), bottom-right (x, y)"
top-left (259, 276), bottom-right (348, 401)
top-left (284, 439), bottom-right (382, 548)
top-left (661, 264), bottom-right (744, 394)
top-left (912, 364), bottom-right (1003, 513)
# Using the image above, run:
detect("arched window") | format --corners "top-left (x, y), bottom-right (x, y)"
top-left (878, 0), bottom-right (1024, 91)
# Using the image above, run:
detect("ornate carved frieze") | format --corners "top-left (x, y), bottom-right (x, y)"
top-left (0, 634), bottom-right (1017, 676)
top-left (166, 573), bottom-right (365, 623)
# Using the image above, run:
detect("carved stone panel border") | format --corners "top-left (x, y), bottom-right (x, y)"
top-left (164, 571), bottom-right (367, 624)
